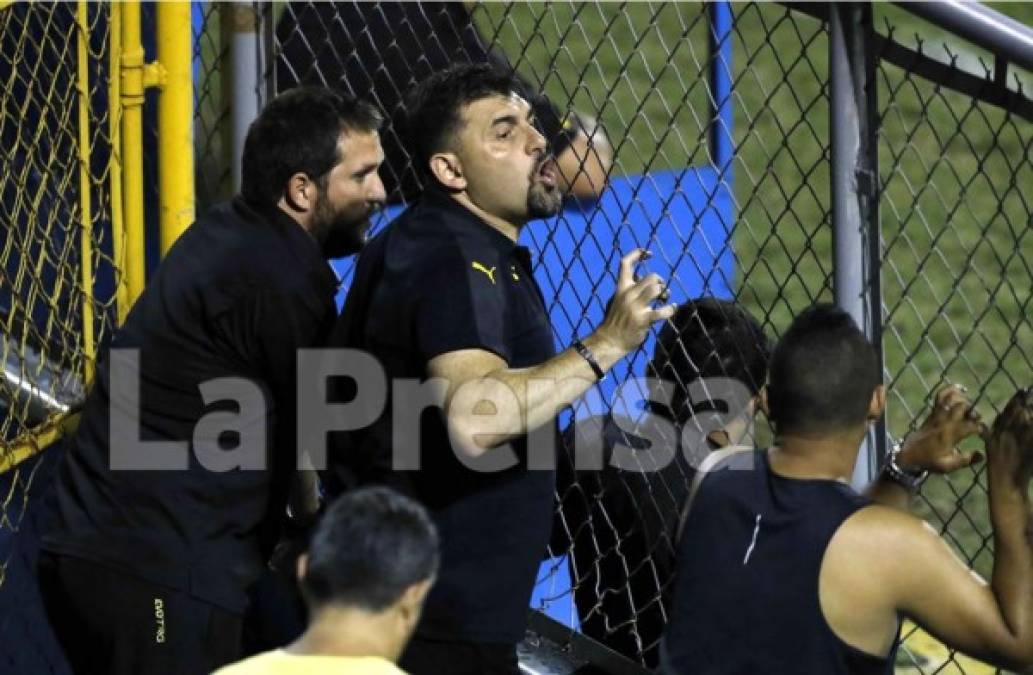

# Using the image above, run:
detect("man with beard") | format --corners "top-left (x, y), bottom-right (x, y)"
top-left (37, 87), bottom-right (386, 675)
top-left (324, 63), bottom-right (674, 675)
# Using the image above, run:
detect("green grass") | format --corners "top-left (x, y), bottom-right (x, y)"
top-left (195, 1), bottom-right (1029, 663)
top-left (475, 1), bottom-right (1032, 586)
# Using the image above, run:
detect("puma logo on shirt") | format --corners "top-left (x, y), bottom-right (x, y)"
top-left (471, 261), bottom-right (497, 284)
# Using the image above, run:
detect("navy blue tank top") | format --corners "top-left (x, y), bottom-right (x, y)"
top-left (660, 448), bottom-right (895, 674)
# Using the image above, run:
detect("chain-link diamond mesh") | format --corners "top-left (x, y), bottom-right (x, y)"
top-left (2, 2), bottom-right (1029, 674)
top-left (876, 9), bottom-right (1033, 672)
top-left (0, 0), bottom-right (118, 547)
top-left (194, 1), bottom-right (232, 208)
top-left (1, 2), bottom-right (120, 672)
top-left (256, 2), bottom-right (1031, 672)
top-left (249, 2), bottom-right (1033, 669)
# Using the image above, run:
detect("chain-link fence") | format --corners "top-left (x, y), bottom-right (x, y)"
top-left (1, 3), bottom-right (122, 672)
top-left (876, 8), bottom-right (1033, 670)
top-left (248, 3), bottom-right (1030, 672)
top-left (1, 1), bottom-right (1031, 674)
top-left (0, 1), bottom-right (117, 442)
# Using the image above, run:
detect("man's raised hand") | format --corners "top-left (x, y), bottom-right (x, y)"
top-left (898, 384), bottom-right (987, 474)
top-left (596, 249), bottom-right (676, 354)
top-left (987, 387), bottom-right (1033, 492)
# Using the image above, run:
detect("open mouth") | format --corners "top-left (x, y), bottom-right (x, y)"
top-left (536, 157), bottom-right (558, 189)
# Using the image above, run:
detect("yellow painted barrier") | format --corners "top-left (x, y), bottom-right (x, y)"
top-left (75, 0), bottom-right (96, 384)
top-left (0, 413), bottom-right (82, 474)
top-left (108, 1), bottom-right (129, 325)
top-left (896, 620), bottom-right (996, 674)
top-left (157, 1), bottom-right (194, 255)
top-left (120, 0), bottom-right (148, 310)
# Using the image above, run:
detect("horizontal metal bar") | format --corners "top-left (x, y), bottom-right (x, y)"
top-left (780, 3), bottom-right (1033, 121)
top-left (875, 33), bottom-right (1033, 123)
top-left (2, 333), bottom-right (85, 425)
top-left (0, 411), bottom-right (81, 474)
top-left (896, 0), bottom-right (1033, 74)
top-left (526, 611), bottom-right (652, 675)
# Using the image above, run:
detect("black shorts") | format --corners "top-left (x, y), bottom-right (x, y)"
top-left (37, 551), bottom-right (243, 675)
top-left (400, 636), bottom-right (520, 675)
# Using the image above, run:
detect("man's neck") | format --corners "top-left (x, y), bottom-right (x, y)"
top-left (449, 192), bottom-right (522, 242)
top-left (286, 607), bottom-right (401, 663)
top-left (768, 430), bottom-right (865, 482)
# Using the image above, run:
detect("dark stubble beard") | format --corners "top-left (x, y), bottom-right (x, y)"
top-left (311, 193), bottom-right (370, 258)
top-left (526, 156), bottom-right (563, 219)
top-left (527, 182), bottom-right (563, 219)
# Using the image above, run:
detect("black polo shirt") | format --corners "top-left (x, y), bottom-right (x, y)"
top-left (326, 189), bottom-right (557, 644)
top-left (41, 197), bottom-right (338, 613)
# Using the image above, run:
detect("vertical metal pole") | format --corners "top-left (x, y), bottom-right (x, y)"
top-left (708, 1), bottom-right (735, 179)
top-left (157, 1), bottom-right (194, 254)
top-left (225, 2), bottom-right (260, 193)
top-left (830, 3), bottom-right (885, 490)
top-left (108, 2), bottom-right (128, 325)
top-left (75, 0), bottom-right (96, 384)
top-left (257, 3), bottom-right (275, 108)
top-left (121, 0), bottom-right (147, 307)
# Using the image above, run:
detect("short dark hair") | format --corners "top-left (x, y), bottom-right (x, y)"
top-left (404, 62), bottom-right (524, 185)
top-left (240, 87), bottom-right (382, 208)
top-left (648, 298), bottom-right (771, 420)
top-left (767, 304), bottom-right (881, 436)
top-left (301, 487), bottom-right (439, 613)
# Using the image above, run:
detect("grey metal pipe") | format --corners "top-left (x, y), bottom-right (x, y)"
top-left (898, 1), bottom-right (1033, 74)
top-left (830, 4), bottom-right (885, 489)
top-left (2, 333), bottom-right (84, 426)
top-left (226, 3), bottom-right (261, 193)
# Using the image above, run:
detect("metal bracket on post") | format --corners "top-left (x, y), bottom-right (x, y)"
top-left (830, 3), bottom-right (886, 490)
top-left (119, 0), bottom-right (151, 313)
top-left (143, 61), bottom-right (167, 89)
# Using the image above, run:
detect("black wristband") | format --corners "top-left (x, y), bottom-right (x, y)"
top-left (573, 339), bottom-right (606, 382)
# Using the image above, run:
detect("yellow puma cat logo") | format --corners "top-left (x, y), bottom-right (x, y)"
top-left (471, 261), bottom-right (497, 284)
top-left (510, 265), bottom-right (520, 281)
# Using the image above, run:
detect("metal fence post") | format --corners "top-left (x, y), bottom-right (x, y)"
top-left (120, 0), bottom-right (149, 309)
top-left (157, 1), bottom-right (194, 254)
top-left (223, 2), bottom-right (260, 194)
top-left (829, 2), bottom-right (885, 489)
top-left (75, 0), bottom-right (95, 384)
top-left (708, 1), bottom-right (734, 177)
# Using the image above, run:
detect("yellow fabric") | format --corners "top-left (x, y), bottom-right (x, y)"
top-left (213, 650), bottom-right (407, 675)
top-left (896, 620), bottom-right (996, 674)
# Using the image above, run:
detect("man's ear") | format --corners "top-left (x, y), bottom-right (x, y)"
top-left (295, 552), bottom-right (309, 585)
top-left (758, 387), bottom-right (771, 417)
top-left (284, 172), bottom-right (316, 212)
top-left (868, 384), bottom-right (886, 421)
top-left (400, 578), bottom-right (433, 614)
top-left (429, 153), bottom-right (466, 191)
